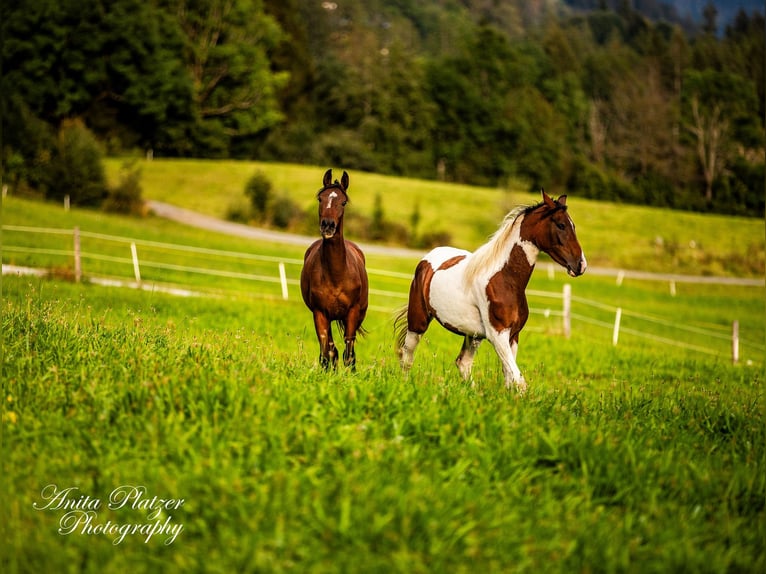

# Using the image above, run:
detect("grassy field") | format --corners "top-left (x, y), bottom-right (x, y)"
top-left (2, 161), bottom-right (766, 572)
top-left (2, 273), bottom-right (764, 573)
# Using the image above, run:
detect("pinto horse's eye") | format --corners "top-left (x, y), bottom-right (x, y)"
top-left (341, 200), bottom-right (348, 206)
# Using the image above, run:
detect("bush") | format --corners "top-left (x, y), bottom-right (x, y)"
top-left (271, 196), bottom-right (303, 229)
top-left (44, 120), bottom-right (107, 206)
top-left (103, 162), bottom-right (144, 215)
top-left (244, 171), bottom-right (273, 220)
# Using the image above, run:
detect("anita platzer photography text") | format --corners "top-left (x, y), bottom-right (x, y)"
top-left (33, 484), bottom-right (184, 546)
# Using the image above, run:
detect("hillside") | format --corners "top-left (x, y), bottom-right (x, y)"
top-left (103, 158), bottom-right (765, 279)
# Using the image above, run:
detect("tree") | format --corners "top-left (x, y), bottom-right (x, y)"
top-left (166, 0), bottom-right (288, 154)
top-left (682, 69), bottom-right (758, 204)
top-left (1, 0), bottom-right (195, 151)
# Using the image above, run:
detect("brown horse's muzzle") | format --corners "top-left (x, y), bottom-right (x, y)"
top-left (321, 219), bottom-right (337, 239)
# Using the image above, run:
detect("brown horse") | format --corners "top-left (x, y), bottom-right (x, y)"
top-left (395, 190), bottom-right (586, 392)
top-left (301, 169), bottom-right (369, 370)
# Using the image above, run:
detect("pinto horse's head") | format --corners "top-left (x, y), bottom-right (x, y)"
top-left (527, 189), bottom-right (587, 277)
top-left (316, 169), bottom-right (350, 239)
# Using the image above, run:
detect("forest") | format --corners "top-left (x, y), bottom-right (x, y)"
top-left (2, 0), bottom-right (764, 216)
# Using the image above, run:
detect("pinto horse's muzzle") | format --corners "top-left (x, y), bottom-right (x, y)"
top-left (567, 253), bottom-right (588, 277)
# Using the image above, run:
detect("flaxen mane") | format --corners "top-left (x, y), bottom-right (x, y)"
top-left (463, 204), bottom-right (531, 284)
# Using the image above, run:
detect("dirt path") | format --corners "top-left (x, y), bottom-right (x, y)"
top-left (147, 200), bottom-right (423, 258)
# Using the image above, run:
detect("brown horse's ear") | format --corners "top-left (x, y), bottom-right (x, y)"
top-left (541, 188), bottom-right (556, 208)
top-left (557, 195), bottom-right (567, 206)
top-left (341, 171), bottom-right (349, 191)
top-left (323, 169), bottom-right (333, 187)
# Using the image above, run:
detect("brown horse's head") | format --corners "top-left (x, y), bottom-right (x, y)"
top-left (316, 169), bottom-right (350, 239)
top-left (524, 189), bottom-right (587, 277)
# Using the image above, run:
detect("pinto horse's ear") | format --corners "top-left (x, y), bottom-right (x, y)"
top-left (541, 188), bottom-right (556, 208)
top-left (557, 195), bottom-right (567, 206)
top-left (341, 171), bottom-right (349, 191)
top-left (323, 169), bottom-right (333, 187)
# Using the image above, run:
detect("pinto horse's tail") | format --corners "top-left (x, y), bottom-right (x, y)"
top-left (392, 305), bottom-right (409, 352)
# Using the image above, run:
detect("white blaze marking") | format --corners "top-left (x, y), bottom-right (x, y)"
top-left (326, 191), bottom-right (338, 209)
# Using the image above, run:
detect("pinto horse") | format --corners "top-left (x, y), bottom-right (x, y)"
top-left (395, 190), bottom-right (586, 392)
top-left (301, 169), bottom-right (369, 370)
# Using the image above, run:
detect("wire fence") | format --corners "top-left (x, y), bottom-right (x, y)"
top-left (3, 224), bottom-right (763, 364)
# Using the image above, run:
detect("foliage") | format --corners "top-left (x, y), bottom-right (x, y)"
top-left (2, 0), bottom-right (764, 216)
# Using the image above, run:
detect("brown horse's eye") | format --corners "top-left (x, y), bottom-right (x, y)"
top-left (556, 222), bottom-right (565, 231)
top-left (342, 200), bottom-right (348, 206)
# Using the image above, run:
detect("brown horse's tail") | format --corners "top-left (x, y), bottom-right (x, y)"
top-left (336, 320), bottom-right (367, 339)
top-left (393, 305), bottom-right (409, 352)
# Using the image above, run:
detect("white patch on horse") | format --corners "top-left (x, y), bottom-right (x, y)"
top-left (519, 239), bottom-right (539, 267)
top-left (424, 246), bottom-right (470, 269)
top-left (423, 247), bottom-right (485, 338)
top-left (326, 191), bottom-right (338, 209)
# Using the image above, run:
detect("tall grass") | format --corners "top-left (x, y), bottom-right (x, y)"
top-left (2, 276), bottom-right (764, 573)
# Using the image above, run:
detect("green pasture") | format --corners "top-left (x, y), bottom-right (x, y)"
top-left (2, 273), bottom-right (764, 573)
top-left (3, 161), bottom-right (766, 572)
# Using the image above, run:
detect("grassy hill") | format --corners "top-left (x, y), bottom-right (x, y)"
top-left (103, 157), bottom-right (765, 278)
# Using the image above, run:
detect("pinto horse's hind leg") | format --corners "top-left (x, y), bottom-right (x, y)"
top-left (455, 335), bottom-right (482, 382)
top-left (313, 311), bottom-right (338, 369)
top-left (398, 330), bottom-right (422, 371)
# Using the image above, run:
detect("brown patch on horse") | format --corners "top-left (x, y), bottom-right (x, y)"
top-left (485, 244), bottom-right (533, 333)
top-left (437, 255), bottom-right (466, 271)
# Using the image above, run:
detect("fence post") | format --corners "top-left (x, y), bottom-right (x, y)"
top-left (73, 226), bottom-right (82, 282)
top-left (130, 242), bottom-right (141, 283)
top-left (612, 308), bottom-right (622, 346)
top-left (732, 320), bottom-right (739, 365)
top-left (562, 284), bottom-right (571, 338)
top-left (279, 262), bottom-right (288, 300)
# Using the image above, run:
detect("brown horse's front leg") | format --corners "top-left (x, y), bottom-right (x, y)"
top-left (342, 307), bottom-right (365, 371)
top-left (343, 337), bottom-right (356, 371)
top-left (313, 311), bottom-right (337, 370)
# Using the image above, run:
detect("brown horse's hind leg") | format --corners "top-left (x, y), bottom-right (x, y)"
top-left (313, 311), bottom-right (337, 369)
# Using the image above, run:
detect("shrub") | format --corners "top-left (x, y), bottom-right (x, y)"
top-left (103, 162), bottom-right (144, 215)
top-left (44, 120), bottom-right (107, 206)
top-left (270, 196), bottom-right (303, 229)
top-left (244, 171), bottom-right (273, 220)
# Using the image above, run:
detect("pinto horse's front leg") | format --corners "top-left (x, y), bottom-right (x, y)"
top-left (486, 328), bottom-right (527, 393)
top-left (313, 310), bottom-right (337, 369)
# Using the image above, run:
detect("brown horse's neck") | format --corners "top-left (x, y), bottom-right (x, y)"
top-left (319, 227), bottom-right (348, 274)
